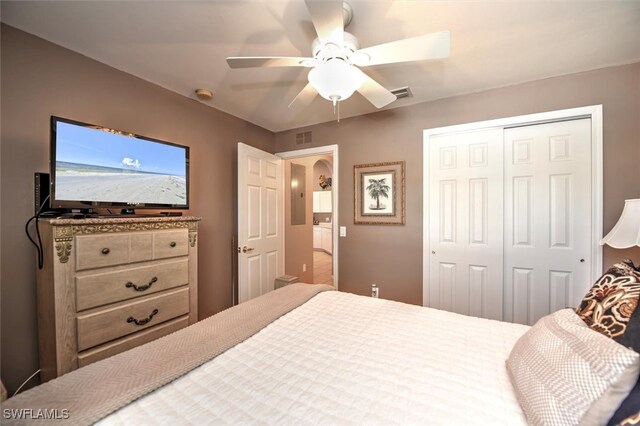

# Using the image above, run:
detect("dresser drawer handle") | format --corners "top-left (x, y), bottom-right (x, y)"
top-left (169, 241), bottom-right (177, 248)
top-left (125, 276), bottom-right (158, 292)
top-left (101, 248), bottom-right (110, 255)
top-left (127, 309), bottom-right (159, 326)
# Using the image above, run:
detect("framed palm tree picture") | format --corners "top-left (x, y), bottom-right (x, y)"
top-left (354, 161), bottom-right (405, 225)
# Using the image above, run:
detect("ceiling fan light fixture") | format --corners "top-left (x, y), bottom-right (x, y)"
top-left (308, 58), bottom-right (364, 103)
top-left (226, 2), bottom-right (450, 111)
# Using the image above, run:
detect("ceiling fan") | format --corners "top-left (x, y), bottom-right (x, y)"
top-left (226, 0), bottom-right (450, 111)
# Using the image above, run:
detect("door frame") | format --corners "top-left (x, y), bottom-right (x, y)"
top-left (277, 144), bottom-right (339, 289)
top-left (422, 105), bottom-right (603, 307)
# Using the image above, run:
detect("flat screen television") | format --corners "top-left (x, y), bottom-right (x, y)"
top-left (50, 116), bottom-right (189, 211)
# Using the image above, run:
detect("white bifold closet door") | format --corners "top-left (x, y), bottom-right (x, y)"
top-left (429, 119), bottom-right (591, 325)
top-left (429, 128), bottom-right (504, 321)
top-left (503, 119), bottom-right (591, 325)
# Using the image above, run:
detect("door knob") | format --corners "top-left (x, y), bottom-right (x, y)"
top-left (242, 246), bottom-right (254, 253)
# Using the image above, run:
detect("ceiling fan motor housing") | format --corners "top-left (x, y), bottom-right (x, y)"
top-left (312, 32), bottom-right (361, 64)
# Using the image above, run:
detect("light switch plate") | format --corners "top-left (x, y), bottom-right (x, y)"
top-left (339, 226), bottom-right (346, 237)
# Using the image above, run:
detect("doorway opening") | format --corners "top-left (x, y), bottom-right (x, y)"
top-left (312, 158), bottom-right (333, 285)
top-left (278, 145), bottom-right (339, 289)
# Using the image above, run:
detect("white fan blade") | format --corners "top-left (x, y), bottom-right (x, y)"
top-left (304, 0), bottom-right (344, 45)
top-left (353, 31), bottom-right (450, 67)
top-left (226, 57), bottom-right (315, 69)
top-left (288, 83), bottom-right (318, 109)
top-left (354, 69), bottom-right (396, 108)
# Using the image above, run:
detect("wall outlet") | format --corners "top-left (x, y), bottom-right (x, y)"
top-left (371, 284), bottom-right (379, 298)
top-left (303, 264), bottom-right (307, 272)
top-left (339, 226), bottom-right (346, 237)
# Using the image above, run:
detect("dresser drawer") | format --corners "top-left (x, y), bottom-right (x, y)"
top-left (76, 287), bottom-right (189, 351)
top-left (154, 229), bottom-right (189, 259)
top-left (76, 233), bottom-right (131, 270)
top-left (77, 316), bottom-right (189, 367)
top-left (76, 258), bottom-right (189, 311)
top-left (75, 232), bottom-right (156, 270)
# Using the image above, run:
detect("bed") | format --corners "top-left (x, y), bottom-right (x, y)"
top-left (3, 279), bottom-right (639, 425)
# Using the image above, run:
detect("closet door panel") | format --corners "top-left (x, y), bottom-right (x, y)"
top-left (504, 119), bottom-right (591, 325)
top-left (429, 129), bottom-right (504, 320)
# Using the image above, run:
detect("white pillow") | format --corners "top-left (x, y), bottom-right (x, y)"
top-left (506, 308), bottom-right (639, 426)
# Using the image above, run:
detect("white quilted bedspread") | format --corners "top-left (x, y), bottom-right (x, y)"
top-left (99, 291), bottom-right (530, 425)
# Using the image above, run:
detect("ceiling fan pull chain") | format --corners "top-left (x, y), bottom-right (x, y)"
top-left (331, 97), bottom-right (340, 122)
top-left (332, 97), bottom-right (341, 122)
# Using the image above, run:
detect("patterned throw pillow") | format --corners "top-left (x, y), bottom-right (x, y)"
top-left (607, 298), bottom-right (640, 426)
top-left (576, 260), bottom-right (640, 343)
top-left (576, 260), bottom-right (640, 426)
top-left (615, 262), bottom-right (640, 352)
top-left (620, 412), bottom-right (640, 426)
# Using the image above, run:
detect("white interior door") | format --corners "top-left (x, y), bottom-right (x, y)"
top-left (504, 119), bottom-right (592, 324)
top-left (237, 143), bottom-right (283, 303)
top-left (429, 128), bottom-right (504, 320)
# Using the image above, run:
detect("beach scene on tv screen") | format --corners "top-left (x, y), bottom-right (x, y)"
top-left (55, 122), bottom-right (187, 205)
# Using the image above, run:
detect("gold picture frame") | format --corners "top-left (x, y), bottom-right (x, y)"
top-left (354, 161), bottom-right (405, 225)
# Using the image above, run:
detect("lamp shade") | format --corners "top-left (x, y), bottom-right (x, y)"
top-left (308, 58), bottom-right (365, 103)
top-left (601, 199), bottom-right (640, 248)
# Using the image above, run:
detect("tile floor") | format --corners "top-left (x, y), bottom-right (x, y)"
top-left (313, 251), bottom-right (333, 286)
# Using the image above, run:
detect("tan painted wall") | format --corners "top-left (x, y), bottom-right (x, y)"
top-left (275, 63), bottom-right (640, 304)
top-left (0, 25), bottom-right (275, 393)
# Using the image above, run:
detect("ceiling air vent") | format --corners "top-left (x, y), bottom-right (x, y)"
top-left (390, 86), bottom-right (413, 99)
top-left (295, 131), bottom-right (312, 145)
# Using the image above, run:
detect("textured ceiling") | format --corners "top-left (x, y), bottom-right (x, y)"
top-left (2, 1), bottom-right (640, 132)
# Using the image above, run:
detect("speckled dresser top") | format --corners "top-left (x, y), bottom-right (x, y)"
top-left (49, 215), bottom-right (201, 226)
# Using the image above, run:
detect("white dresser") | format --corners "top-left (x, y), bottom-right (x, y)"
top-left (36, 216), bottom-right (200, 382)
